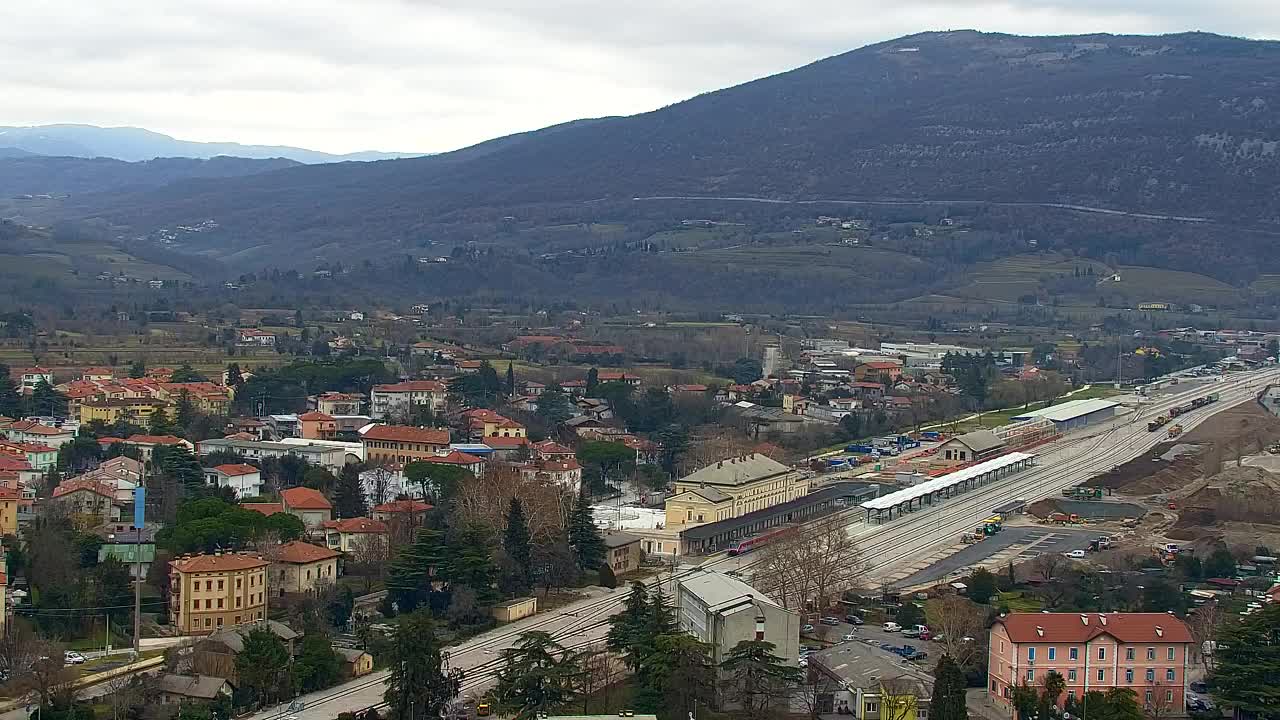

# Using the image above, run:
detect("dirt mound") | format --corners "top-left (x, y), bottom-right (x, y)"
top-left (1027, 499), bottom-right (1057, 518)
top-left (1089, 449), bottom-right (1203, 495)
top-left (1183, 465), bottom-right (1280, 523)
top-left (1181, 398), bottom-right (1280, 446)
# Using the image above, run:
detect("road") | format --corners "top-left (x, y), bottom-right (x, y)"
top-left (246, 368), bottom-right (1278, 720)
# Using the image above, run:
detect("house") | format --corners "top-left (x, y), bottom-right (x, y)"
top-left (988, 613), bottom-right (1194, 714)
top-left (519, 458), bottom-right (583, 493)
top-left (322, 517), bottom-right (389, 552)
top-left (79, 397), bottom-right (170, 426)
top-left (313, 392), bottom-right (364, 416)
top-left (596, 370), bottom-right (641, 386)
top-left (241, 502), bottom-right (284, 517)
top-left (532, 440), bottom-right (575, 460)
top-left (169, 552), bottom-right (270, 635)
top-left (359, 464), bottom-right (407, 506)
top-left (361, 424), bottom-right (451, 465)
top-left (0, 440), bottom-right (57, 471)
top-left (80, 367), bottom-right (115, 382)
top-left (603, 531), bottom-right (642, 574)
top-left (237, 328), bottom-right (277, 346)
top-left (574, 397), bottom-right (613, 420)
top-left (371, 499), bottom-right (432, 524)
top-left (52, 478), bottom-right (120, 525)
top-left (482, 435), bottom-right (531, 460)
top-left (0, 485), bottom-right (19, 535)
top-left (204, 464), bottom-right (264, 499)
top-left (191, 620), bottom-right (299, 681)
top-left (197, 438), bottom-right (348, 472)
top-left (280, 487), bottom-right (333, 529)
top-left (522, 381), bottom-right (547, 396)
top-left (337, 647), bottom-right (374, 679)
top-left (461, 409), bottom-right (527, 440)
top-left (154, 674), bottom-right (234, 706)
top-left (298, 411), bottom-right (338, 440)
top-left (270, 541), bottom-right (340, 595)
top-left (4, 420), bottom-right (75, 449)
top-left (563, 415), bottom-right (606, 436)
top-left (850, 382), bottom-right (886, 400)
top-left (96, 526), bottom-right (156, 579)
top-left (664, 454), bottom-right (809, 527)
top-left (675, 569), bottom-right (799, 670)
top-left (121, 434), bottom-right (193, 461)
top-left (937, 430), bottom-right (1005, 464)
top-left (671, 384), bottom-right (709, 394)
top-left (12, 366), bottom-right (53, 393)
top-left (854, 361), bottom-right (903, 383)
top-left (417, 449), bottom-right (486, 476)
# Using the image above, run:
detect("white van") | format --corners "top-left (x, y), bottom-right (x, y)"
top-left (1064, 549), bottom-right (1086, 559)
top-left (883, 622), bottom-right (902, 633)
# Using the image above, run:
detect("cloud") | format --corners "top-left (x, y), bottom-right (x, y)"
top-left (1, 0), bottom-right (1277, 154)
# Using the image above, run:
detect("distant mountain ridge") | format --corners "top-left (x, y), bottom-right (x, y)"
top-left (0, 124), bottom-right (424, 164)
top-left (0, 154), bottom-right (300, 198)
top-left (45, 30), bottom-right (1280, 281)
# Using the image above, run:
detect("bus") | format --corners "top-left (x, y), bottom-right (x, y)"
top-left (728, 525), bottom-right (795, 555)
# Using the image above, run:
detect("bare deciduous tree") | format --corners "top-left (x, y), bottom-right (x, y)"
top-left (752, 513), bottom-right (869, 611)
top-left (1186, 601), bottom-right (1221, 672)
top-left (879, 677), bottom-right (926, 720)
top-left (348, 533), bottom-right (391, 593)
top-left (365, 464), bottom-right (396, 507)
top-left (925, 595), bottom-right (985, 665)
top-left (1032, 552), bottom-right (1066, 583)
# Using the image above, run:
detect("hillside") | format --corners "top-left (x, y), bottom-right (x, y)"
top-left (37, 30), bottom-right (1280, 299)
top-left (0, 155), bottom-right (300, 198)
top-left (0, 124), bottom-right (424, 164)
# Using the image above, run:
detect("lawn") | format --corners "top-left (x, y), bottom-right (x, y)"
top-left (997, 591), bottom-right (1043, 612)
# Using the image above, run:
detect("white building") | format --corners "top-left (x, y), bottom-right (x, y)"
top-left (370, 380), bottom-right (448, 420)
top-left (203, 464), bottom-right (265, 498)
top-left (676, 569), bottom-right (800, 668)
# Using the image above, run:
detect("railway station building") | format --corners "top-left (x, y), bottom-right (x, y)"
top-left (676, 481), bottom-right (878, 555)
top-left (936, 430), bottom-right (1005, 463)
top-left (664, 453), bottom-right (809, 528)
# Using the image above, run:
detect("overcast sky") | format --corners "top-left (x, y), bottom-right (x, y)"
top-left (3, 1), bottom-right (1278, 155)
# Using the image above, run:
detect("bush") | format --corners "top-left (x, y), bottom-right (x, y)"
top-left (598, 563), bottom-right (618, 589)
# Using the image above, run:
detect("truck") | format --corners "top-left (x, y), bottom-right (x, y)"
top-left (1167, 424), bottom-right (1184, 439)
top-left (920, 431), bottom-right (942, 441)
top-left (845, 444), bottom-right (876, 454)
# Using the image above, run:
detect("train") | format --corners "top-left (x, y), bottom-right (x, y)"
top-left (1148, 393), bottom-right (1218, 432)
top-left (727, 524), bottom-right (795, 555)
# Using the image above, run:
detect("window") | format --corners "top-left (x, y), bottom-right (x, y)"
top-left (1000, 640), bottom-right (1005, 653)
top-left (1126, 648), bottom-right (1135, 661)
top-left (234, 616), bottom-right (240, 624)
top-left (1067, 670), bottom-right (1077, 682)
top-left (204, 599), bottom-right (212, 609)
top-left (1168, 647), bottom-right (1176, 661)
top-left (1166, 691), bottom-right (1173, 703)
top-left (1166, 669), bottom-right (1175, 682)
top-left (1097, 669), bottom-right (1105, 682)
top-left (1069, 647), bottom-right (1079, 660)
top-left (1145, 669), bottom-right (1155, 682)
top-left (204, 618), bottom-right (211, 627)
top-left (1125, 669), bottom-right (1133, 683)
top-left (236, 578), bottom-right (242, 589)
top-left (865, 703), bottom-right (879, 714)
top-left (1048, 647), bottom-right (1056, 660)
top-left (1098, 647), bottom-right (1107, 660)
top-left (1146, 647), bottom-right (1155, 661)
top-left (217, 580), bottom-right (224, 591)
top-left (1067, 691), bottom-right (1076, 701)
top-left (1028, 647), bottom-right (1036, 661)
top-left (216, 599), bottom-right (223, 609)
top-left (205, 580), bottom-right (212, 591)
top-left (1026, 669), bottom-right (1034, 682)
top-left (236, 597), bottom-right (242, 608)
top-left (216, 617), bottom-right (224, 627)
top-left (1145, 690), bottom-right (1153, 703)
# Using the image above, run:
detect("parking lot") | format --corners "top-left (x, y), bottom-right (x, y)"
top-left (889, 526), bottom-right (1099, 588)
top-left (805, 620), bottom-right (937, 680)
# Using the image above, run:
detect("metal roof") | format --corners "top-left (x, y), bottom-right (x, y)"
top-left (1010, 398), bottom-right (1119, 423)
top-left (859, 452), bottom-right (1034, 511)
top-left (679, 482), bottom-right (878, 541)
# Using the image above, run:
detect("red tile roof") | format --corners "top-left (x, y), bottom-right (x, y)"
top-left (125, 434), bottom-right (187, 446)
top-left (281, 486), bottom-right (332, 510)
top-left (532, 440), bottom-right (574, 455)
top-left (861, 361), bottom-right (902, 370)
top-left (275, 540), bottom-right (340, 564)
top-left (212, 464), bottom-right (260, 477)
top-left (8, 421), bottom-right (68, 436)
top-left (171, 552), bottom-right (270, 573)
top-left (673, 384), bottom-right (708, 392)
top-left (362, 424), bottom-right (450, 445)
top-left (241, 502), bottom-right (284, 516)
top-left (483, 436), bottom-right (530, 449)
top-left (422, 450), bottom-right (485, 466)
top-left (372, 499), bottom-right (432, 514)
top-left (322, 517), bottom-right (388, 534)
top-left (0, 455), bottom-right (33, 472)
top-left (0, 440), bottom-right (55, 453)
top-left (994, 613), bottom-right (1193, 644)
top-left (298, 411), bottom-right (335, 421)
top-left (53, 478), bottom-right (116, 500)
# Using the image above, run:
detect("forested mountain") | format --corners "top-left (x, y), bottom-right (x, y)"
top-left (0, 155), bottom-right (300, 197)
top-left (0, 124), bottom-right (424, 163)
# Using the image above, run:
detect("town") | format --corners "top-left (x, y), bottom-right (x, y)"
top-left (0, 311), bottom-right (1276, 720)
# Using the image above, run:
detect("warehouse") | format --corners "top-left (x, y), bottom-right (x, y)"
top-left (1009, 397), bottom-right (1119, 432)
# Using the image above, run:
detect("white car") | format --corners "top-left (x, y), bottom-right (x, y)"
top-left (63, 651), bottom-right (86, 665)
top-left (842, 633), bottom-right (858, 642)
top-left (883, 622), bottom-right (902, 633)
top-left (1064, 549), bottom-right (1086, 559)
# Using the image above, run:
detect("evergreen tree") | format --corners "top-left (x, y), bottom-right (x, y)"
top-left (655, 423), bottom-right (689, 476)
top-left (719, 639), bottom-right (804, 720)
top-left (293, 633), bottom-right (343, 693)
top-left (503, 498), bottom-right (533, 593)
top-left (443, 525), bottom-right (499, 606)
top-left (170, 364), bottom-right (204, 383)
top-left (647, 586), bottom-right (676, 642)
top-left (643, 634), bottom-right (716, 720)
top-left (567, 491), bottom-right (605, 571)
top-left (0, 364), bottom-right (23, 419)
top-left (606, 581), bottom-right (651, 670)
top-left (333, 463), bottom-right (368, 518)
top-left (586, 367), bottom-right (599, 395)
top-left (478, 361), bottom-right (501, 402)
top-left (386, 528), bottom-right (447, 611)
top-left (226, 362), bottom-right (243, 387)
top-left (175, 390), bottom-right (197, 430)
top-left (235, 627), bottom-right (292, 706)
top-left (384, 610), bottom-right (463, 720)
top-left (534, 384), bottom-right (573, 425)
top-left (148, 405), bottom-right (175, 436)
top-left (930, 655), bottom-right (969, 720)
top-left (1213, 603), bottom-right (1280, 718)
top-left (128, 360), bottom-right (146, 378)
top-left (29, 379), bottom-right (67, 417)
top-left (158, 445), bottom-right (204, 492)
top-left (492, 631), bottom-right (582, 718)
top-left (505, 362), bottom-right (516, 397)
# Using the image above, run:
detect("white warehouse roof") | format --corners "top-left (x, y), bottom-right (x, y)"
top-left (1010, 398), bottom-right (1119, 424)
top-left (860, 452), bottom-right (1035, 511)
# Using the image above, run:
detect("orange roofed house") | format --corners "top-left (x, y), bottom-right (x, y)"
top-left (169, 552), bottom-right (270, 635)
top-left (270, 541), bottom-right (340, 595)
top-left (298, 412), bottom-right (338, 440)
top-left (360, 424), bottom-right (450, 465)
top-left (322, 517), bottom-right (389, 552)
top-left (988, 612), bottom-right (1193, 716)
top-left (280, 487), bottom-right (333, 529)
top-left (370, 380), bottom-right (447, 420)
top-left (461, 409), bottom-right (526, 441)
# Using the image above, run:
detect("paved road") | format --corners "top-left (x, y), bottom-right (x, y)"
top-left (241, 368), bottom-right (1279, 720)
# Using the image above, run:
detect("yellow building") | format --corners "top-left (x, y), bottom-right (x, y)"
top-left (169, 552), bottom-right (270, 635)
top-left (664, 453), bottom-right (809, 527)
top-left (0, 485), bottom-right (18, 537)
top-left (80, 398), bottom-right (170, 426)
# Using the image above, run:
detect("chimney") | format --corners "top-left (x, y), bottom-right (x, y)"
top-left (717, 461), bottom-right (723, 469)
top-left (1155, 626), bottom-right (1164, 637)
top-left (756, 616), bottom-right (766, 641)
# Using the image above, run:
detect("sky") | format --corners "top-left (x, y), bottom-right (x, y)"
top-left (2, 0), bottom-right (1279, 155)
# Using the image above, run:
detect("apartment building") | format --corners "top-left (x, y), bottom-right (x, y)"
top-left (360, 424), bottom-right (450, 465)
top-left (369, 381), bottom-right (447, 420)
top-left (169, 552), bottom-right (270, 635)
top-left (988, 613), bottom-right (1193, 715)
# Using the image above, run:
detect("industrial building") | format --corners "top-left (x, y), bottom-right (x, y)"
top-left (1009, 398), bottom-right (1119, 432)
top-left (675, 569), bottom-right (799, 670)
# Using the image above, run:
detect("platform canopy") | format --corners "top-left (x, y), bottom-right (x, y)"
top-left (859, 452), bottom-right (1035, 511)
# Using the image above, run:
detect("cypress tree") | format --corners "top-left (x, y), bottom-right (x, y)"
top-left (606, 581), bottom-right (650, 670)
top-left (503, 497), bottom-right (533, 591)
top-left (505, 362), bottom-right (516, 397)
top-left (931, 655), bottom-right (969, 720)
top-left (0, 364), bottom-right (23, 419)
top-left (567, 490), bottom-right (605, 571)
top-left (333, 463), bottom-right (368, 518)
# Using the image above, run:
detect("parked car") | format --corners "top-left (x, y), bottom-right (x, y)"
top-left (845, 614), bottom-right (864, 625)
top-left (919, 630), bottom-right (932, 641)
top-left (902, 629), bottom-right (921, 639)
top-left (63, 651), bottom-right (86, 665)
top-left (1189, 681), bottom-right (1209, 694)
top-left (880, 643), bottom-right (897, 652)
top-left (801, 624), bottom-right (815, 633)
top-left (1064, 549), bottom-right (1086, 559)
top-left (820, 616), bottom-right (840, 626)
top-left (883, 622), bottom-right (902, 632)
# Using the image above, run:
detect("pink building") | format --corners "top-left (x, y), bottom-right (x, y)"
top-left (988, 613), bottom-right (1192, 716)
